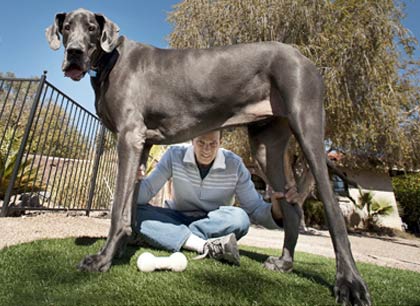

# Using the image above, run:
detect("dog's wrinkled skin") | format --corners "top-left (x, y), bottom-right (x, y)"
top-left (46, 8), bottom-right (370, 306)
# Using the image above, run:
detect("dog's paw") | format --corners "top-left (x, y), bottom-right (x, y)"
top-left (77, 254), bottom-right (112, 272)
top-left (263, 256), bottom-right (293, 273)
top-left (334, 271), bottom-right (371, 306)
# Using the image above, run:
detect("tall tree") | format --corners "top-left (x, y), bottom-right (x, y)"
top-left (168, 0), bottom-right (420, 170)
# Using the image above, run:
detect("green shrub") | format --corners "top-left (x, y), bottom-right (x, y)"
top-left (0, 129), bottom-right (45, 200)
top-left (357, 191), bottom-right (393, 230)
top-left (392, 174), bottom-right (420, 233)
top-left (303, 199), bottom-right (326, 228)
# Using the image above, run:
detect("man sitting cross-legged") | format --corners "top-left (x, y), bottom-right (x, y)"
top-left (135, 130), bottom-right (291, 265)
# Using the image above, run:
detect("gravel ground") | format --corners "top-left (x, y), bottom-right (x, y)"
top-left (1, 212), bottom-right (419, 272)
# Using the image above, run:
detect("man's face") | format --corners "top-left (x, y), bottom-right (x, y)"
top-left (192, 131), bottom-right (221, 166)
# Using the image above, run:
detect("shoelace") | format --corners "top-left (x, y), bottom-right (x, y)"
top-left (192, 240), bottom-right (224, 260)
top-left (193, 248), bottom-right (209, 260)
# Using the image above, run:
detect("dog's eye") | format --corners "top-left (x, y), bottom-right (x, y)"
top-left (64, 24), bottom-right (71, 31)
top-left (88, 26), bottom-right (96, 32)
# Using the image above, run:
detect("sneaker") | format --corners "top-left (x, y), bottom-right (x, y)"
top-left (194, 233), bottom-right (240, 266)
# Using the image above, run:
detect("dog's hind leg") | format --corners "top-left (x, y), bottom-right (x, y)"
top-left (288, 106), bottom-right (371, 305)
top-left (248, 118), bottom-right (300, 272)
top-left (78, 125), bottom-right (147, 272)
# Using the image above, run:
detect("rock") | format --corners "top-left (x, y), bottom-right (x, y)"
top-left (19, 193), bottom-right (41, 208)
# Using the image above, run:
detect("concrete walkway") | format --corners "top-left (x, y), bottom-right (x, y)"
top-left (239, 226), bottom-right (420, 272)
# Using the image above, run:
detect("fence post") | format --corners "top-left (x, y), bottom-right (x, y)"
top-left (86, 124), bottom-right (106, 216)
top-left (1, 72), bottom-right (47, 217)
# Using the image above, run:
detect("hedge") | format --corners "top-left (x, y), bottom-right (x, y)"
top-left (392, 173), bottom-right (420, 233)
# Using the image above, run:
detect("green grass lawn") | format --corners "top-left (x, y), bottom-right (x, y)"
top-left (0, 238), bottom-right (419, 306)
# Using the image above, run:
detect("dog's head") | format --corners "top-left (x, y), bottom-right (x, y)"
top-left (46, 8), bottom-right (120, 81)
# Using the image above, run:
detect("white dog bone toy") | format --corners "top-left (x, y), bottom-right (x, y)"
top-left (137, 252), bottom-right (188, 272)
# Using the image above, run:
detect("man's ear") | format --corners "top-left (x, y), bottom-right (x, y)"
top-left (95, 14), bottom-right (120, 53)
top-left (45, 13), bottom-right (66, 50)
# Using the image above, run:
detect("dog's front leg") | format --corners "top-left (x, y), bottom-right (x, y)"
top-left (116, 143), bottom-right (152, 257)
top-left (78, 126), bottom-right (146, 272)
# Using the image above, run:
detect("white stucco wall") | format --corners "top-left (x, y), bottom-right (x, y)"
top-left (340, 169), bottom-right (403, 230)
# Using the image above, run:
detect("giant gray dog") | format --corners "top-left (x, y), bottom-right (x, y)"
top-left (46, 8), bottom-right (370, 306)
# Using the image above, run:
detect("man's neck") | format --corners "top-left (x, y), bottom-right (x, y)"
top-left (195, 156), bottom-right (214, 179)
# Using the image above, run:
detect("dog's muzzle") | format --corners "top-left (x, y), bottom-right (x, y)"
top-left (63, 47), bottom-right (88, 81)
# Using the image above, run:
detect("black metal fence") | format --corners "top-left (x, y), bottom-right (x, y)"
top-left (0, 73), bottom-right (117, 216)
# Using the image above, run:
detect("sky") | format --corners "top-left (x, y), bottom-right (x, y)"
top-left (0, 0), bottom-right (419, 116)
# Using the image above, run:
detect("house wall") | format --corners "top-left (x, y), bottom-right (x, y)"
top-left (343, 169), bottom-right (403, 230)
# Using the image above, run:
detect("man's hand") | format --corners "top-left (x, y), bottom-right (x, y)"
top-left (270, 186), bottom-right (300, 222)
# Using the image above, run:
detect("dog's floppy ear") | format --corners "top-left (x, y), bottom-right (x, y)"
top-left (95, 14), bottom-right (120, 53)
top-left (45, 13), bottom-right (66, 50)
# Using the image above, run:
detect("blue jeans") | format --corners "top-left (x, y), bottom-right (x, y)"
top-left (135, 204), bottom-right (251, 252)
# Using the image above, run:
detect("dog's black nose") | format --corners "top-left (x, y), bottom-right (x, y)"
top-left (67, 48), bottom-right (84, 57)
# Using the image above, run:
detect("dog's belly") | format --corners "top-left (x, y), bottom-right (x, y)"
top-left (145, 99), bottom-right (275, 144)
top-left (221, 99), bottom-right (274, 127)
